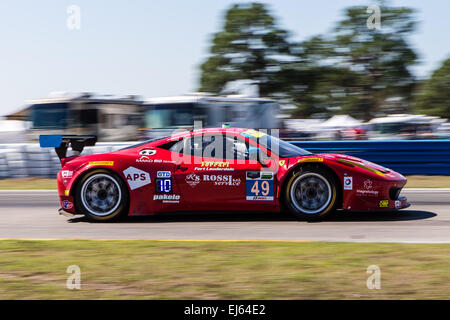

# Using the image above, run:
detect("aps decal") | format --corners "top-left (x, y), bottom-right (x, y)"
top-left (123, 166), bottom-right (151, 190)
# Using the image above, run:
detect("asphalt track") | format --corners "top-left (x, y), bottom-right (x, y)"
top-left (0, 189), bottom-right (449, 243)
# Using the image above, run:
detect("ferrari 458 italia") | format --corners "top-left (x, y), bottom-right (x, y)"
top-left (40, 128), bottom-right (409, 221)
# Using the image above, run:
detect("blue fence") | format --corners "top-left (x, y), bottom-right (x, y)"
top-left (292, 140), bottom-right (450, 175)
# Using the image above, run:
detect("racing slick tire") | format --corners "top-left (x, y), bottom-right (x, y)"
top-left (284, 167), bottom-right (338, 221)
top-left (75, 169), bottom-right (128, 222)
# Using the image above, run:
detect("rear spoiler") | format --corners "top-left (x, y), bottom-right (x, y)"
top-left (39, 135), bottom-right (97, 160)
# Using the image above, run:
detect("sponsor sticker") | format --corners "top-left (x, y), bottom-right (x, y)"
top-left (136, 156), bottom-right (152, 163)
top-left (139, 149), bottom-right (156, 156)
top-left (89, 161), bottom-right (114, 166)
top-left (379, 200), bottom-right (389, 208)
top-left (203, 174), bottom-right (241, 186)
top-left (195, 161), bottom-right (234, 172)
top-left (395, 200), bottom-right (401, 209)
top-left (356, 189), bottom-right (379, 197)
top-left (123, 166), bottom-right (151, 190)
top-left (157, 171), bottom-right (171, 178)
top-left (364, 179), bottom-right (373, 190)
top-left (156, 171), bottom-right (172, 194)
top-left (185, 173), bottom-right (201, 187)
top-left (62, 200), bottom-right (73, 210)
top-left (62, 170), bottom-right (73, 179)
top-left (153, 194), bottom-right (180, 203)
top-left (201, 161), bottom-right (230, 168)
top-left (356, 179), bottom-right (379, 196)
top-left (298, 157), bottom-right (323, 163)
top-left (241, 129), bottom-right (266, 138)
top-left (343, 176), bottom-right (353, 190)
top-left (246, 171), bottom-right (274, 201)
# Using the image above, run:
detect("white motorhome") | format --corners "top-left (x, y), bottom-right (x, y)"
top-left (25, 93), bottom-right (143, 142)
top-left (142, 93), bottom-right (281, 139)
top-left (368, 114), bottom-right (447, 140)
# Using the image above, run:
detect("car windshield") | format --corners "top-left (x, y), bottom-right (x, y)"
top-left (241, 130), bottom-right (312, 158)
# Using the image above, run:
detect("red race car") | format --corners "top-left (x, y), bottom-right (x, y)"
top-left (40, 128), bottom-right (409, 221)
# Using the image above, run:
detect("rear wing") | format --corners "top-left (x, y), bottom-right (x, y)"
top-left (39, 135), bottom-right (97, 160)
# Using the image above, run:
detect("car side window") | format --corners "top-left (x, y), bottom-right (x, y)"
top-left (224, 135), bottom-right (250, 161)
top-left (169, 134), bottom-right (223, 159)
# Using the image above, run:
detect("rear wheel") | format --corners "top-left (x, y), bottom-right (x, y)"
top-left (284, 167), bottom-right (337, 221)
top-left (75, 169), bottom-right (128, 221)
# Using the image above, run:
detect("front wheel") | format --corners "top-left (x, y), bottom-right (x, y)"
top-left (284, 167), bottom-right (338, 221)
top-left (75, 169), bottom-right (128, 221)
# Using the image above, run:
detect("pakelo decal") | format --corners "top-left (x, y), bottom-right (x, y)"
top-left (153, 194), bottom-right (180, 203)
top-left (123, 166), bottom-right (151, 190)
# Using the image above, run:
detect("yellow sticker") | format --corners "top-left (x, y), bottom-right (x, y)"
top-left (379, 200), bottom-right (389, 208)
top-left (201, 161), bottom-right (230, 168)
top-left (298, 158), bottom-right (323, 163)
top-left (88, 161), bottom-right (114, 166)
top-left (242, 129), bottom-right (266, 138)
top-left (64, 190), bottom-right (69, 196)
top-left (279, 160), bottom-right (286, 166)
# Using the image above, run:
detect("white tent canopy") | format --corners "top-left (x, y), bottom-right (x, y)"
top-left (319, 115), bottom-right (362, 128)
top-left (0, 119), bottom-right (27, 132)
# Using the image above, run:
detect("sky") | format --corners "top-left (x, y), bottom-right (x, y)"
top-left (0, 0), bottom-right (449, 116)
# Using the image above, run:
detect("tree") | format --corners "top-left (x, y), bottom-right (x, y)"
top-left (199, 3), bottom-right (291, 96)
top-left (416, 58), bottom-right (450, 119)
top-left (281, 36), bottom-right (362, 118)
top-left (328, 1), bottom-right (418, 119)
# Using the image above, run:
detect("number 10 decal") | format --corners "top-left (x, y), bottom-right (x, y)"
top-left (156, 178), bottom-right (172, 194)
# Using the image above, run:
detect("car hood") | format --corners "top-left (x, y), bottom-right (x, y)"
top-left (286, 153), bottom-right (398, 178)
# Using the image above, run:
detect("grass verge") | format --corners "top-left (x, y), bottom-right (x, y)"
top-left (403, 175), bottom-right (450, 188)
top-left (0, 178), bottom-right (56, 190)
top-left (0, 240), bottom-right (448, 299)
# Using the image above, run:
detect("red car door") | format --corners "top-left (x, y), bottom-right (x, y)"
top-left (173, 133), bottom-right (277, 211)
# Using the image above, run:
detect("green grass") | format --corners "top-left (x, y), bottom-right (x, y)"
top-left (1, 176), bottom-right (450, 190)
top-left (0, 240), bottom-right (448, 299)
top-left (0, 178), bottom-right (56, 190)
